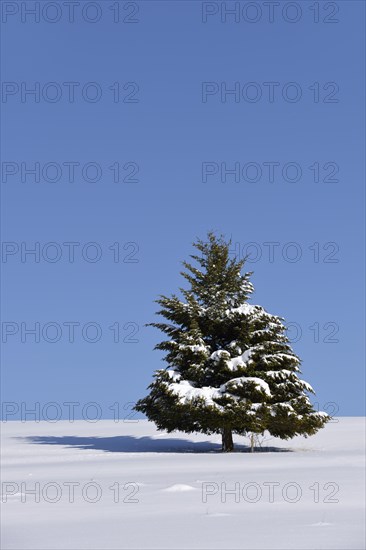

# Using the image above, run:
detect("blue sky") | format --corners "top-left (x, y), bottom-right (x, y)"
top-left (1, 0), bottom-right (365, 420)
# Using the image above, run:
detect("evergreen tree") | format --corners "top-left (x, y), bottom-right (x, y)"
top-left (135, 233), bottom-right (329, 452)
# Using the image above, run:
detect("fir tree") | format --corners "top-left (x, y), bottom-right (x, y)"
top-left (135, 233), bottom-right (329, 452)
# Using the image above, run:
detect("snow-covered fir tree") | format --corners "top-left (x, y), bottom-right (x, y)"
top-left (135, 233), bottom-right (329, 452)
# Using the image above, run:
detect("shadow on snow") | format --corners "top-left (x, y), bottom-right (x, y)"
top-left (18, 435), bottom-right (292, 453)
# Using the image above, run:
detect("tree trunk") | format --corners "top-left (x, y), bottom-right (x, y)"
top-left (221, 428), bottom-right (234, 452)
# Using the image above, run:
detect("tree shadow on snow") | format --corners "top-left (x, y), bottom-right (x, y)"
top-left (18, 435), bottom-right (292, 453)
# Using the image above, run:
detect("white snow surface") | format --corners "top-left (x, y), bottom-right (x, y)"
top-left (168, 380), bottom-right (222, 406)
top-left (210, 347), bottom-right (253, 372)
top-left (166, 372), bottom-right (271, 407)
top-left (1, 418), bottom-right (365, 550)
top-left (225, 302), bottom-right (257, 316)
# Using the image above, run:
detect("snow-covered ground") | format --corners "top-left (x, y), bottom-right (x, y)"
top-left (1, 417), bottom-right (365, 549)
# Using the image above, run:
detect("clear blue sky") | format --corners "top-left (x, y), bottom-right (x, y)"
top-left (1, 1), bottom-right (365, 420)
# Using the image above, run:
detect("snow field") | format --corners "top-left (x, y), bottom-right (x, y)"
top-left (1, 417), bottom-right (365, 549)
